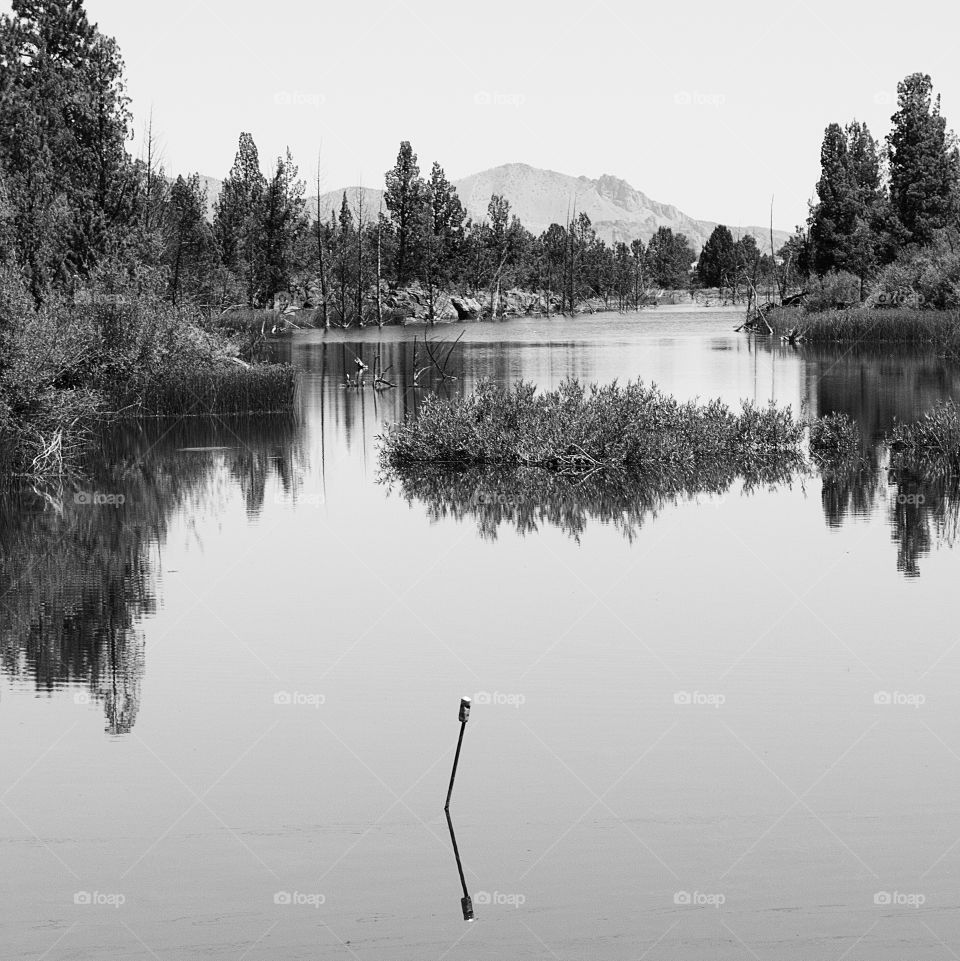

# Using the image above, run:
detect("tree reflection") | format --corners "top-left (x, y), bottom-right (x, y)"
top-left (383, 462), bottom-right (799, 544)
top-left (387, 457), bottom-right (960, 577)
top-left (0, 416), bottom-right (304, 733)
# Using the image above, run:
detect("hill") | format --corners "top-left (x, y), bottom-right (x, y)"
top-left (196, 163), bottom-right (791, 252)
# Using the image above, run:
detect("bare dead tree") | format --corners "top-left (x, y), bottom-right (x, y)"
top-left (376, 199), bottom-right (384, 327)
top-left (355, 185), bottom-right (365, 327)
top-left (315, 157), bottom-right (329, 329)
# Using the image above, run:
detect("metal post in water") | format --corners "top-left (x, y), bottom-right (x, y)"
top-left (446, 809), bottom-right (474, 921)
top-left (444, 697), bottom-right (471, 812)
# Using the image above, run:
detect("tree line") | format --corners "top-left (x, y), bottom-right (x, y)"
top-left (0, 2), bottom-right (705, 324)
top-left (778, 72), bottom-right (960, 307)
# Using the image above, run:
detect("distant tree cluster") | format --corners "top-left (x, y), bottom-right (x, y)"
top-left (301, 141), bottom-right (698, 325)
top-left (0, 3), bottom-right (699, 322)
top-left (695, 226), bottom-right (775, 299)
top-left (785, 72), bottom-right (960, 304)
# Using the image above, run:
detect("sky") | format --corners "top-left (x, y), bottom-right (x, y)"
top-left (10, 0), bottom-right (960, 231)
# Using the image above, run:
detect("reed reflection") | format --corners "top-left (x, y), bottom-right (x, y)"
top-left (0, 415), bottom-right (305, 732)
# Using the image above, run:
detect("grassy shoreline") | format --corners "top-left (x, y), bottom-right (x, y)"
top-left (765, 306), bottom-right (960, 347)
top-left (0, 286), bottom-right (297, 475)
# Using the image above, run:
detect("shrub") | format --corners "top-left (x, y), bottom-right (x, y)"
top-left (380, 379), bottom-right (813, 484)
top-left (809, 411), bottom-right (861, 464)
top-left (804, 271), bottom-right (863, 312)
top-left (888, 401), bottom-right (960, 476)
top-left (867, 244), bottom-right (960, 311)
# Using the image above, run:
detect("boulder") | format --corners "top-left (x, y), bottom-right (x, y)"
top-left (450, 295), bottom-right (483, 320)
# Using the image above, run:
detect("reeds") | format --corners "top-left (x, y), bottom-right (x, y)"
top-left (768, 307), bottom-right (960, 346)
top-left (889, 401), bottom-right (960, 476)
top-left (135, 365), bottom-right (297, 417)
top-left (380, 379), bottom-right (811, 483)
top-left (809, 412), bottom-right (861, 466)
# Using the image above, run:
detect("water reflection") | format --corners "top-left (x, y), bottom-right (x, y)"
top-left (446, 811), bottom-right (474, 922)
top-left (382, 464), bottom-right (799, 544)
top-left (0, 416), bottom-right (304, 732)
top-left (5, 322), bottom-right (960, 738)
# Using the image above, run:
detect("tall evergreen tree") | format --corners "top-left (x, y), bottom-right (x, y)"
top-left (384, 141), bottom-right (426, 285)
top-left (164, 174), bottom-right (213, 305)
top-left (257, 148), bottom-right (306, 305)
top-left (887, 73), bottom-right (960, 246)
top-left (0, 0), bottom-right (135, 300)
top-left (213, 132), bottom-right (266, 305)
top-left (697, 225), bottom-right (737, 288)
top-left (809, 121), bottom-right (886, 286)
top-left (647, 227), bottom-right (694, 288)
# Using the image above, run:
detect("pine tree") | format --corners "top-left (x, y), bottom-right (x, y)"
top-left (887, 73), bottom-right (960, 246)
top-left (809, 121), bottom-right (887, 288)
top-left (697, 225), bottom-right (736, 289)
top-left (257, 149), bottom-right (306, 306)
top-left (0, 0), bottom-right (135, 300)
top-left (213, 133), bottom-right (266, 305)
top-left (165, 174), bottom-right (213, 305)
top-left (384, 142), bottom-right (426, 285)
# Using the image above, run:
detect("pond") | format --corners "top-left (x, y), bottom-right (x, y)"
top-left (3, 306), bottom-right (960, 960)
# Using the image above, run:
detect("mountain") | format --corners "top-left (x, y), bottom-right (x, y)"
top-left (452, 164), bottom-right (790, 251)
top-left (198, 163), bottom-right (790, 252)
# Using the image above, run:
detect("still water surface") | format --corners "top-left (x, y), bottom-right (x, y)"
top-left (3, 307), bottom-right (960, 960)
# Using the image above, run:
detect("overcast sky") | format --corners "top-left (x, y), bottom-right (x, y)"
top-left (19, 0), bottom-right (960, 231)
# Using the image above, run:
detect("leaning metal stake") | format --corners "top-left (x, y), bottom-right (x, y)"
top-left (444, 697), bottom-right (471, 812)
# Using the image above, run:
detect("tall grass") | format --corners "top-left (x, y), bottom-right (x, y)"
top-left (889, 401), bottom-right (960, 476)
top-left (768, 307), bottom-right (960, 346)
top-left (135, 365), bottom-right (297, 416)
top-left (0, 273), bottom-right (298, 473)
top-left (380, 379), bottom-right (810, 483)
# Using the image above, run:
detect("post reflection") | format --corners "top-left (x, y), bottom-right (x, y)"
top-left (446, 809), bottom-right (474, 922)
